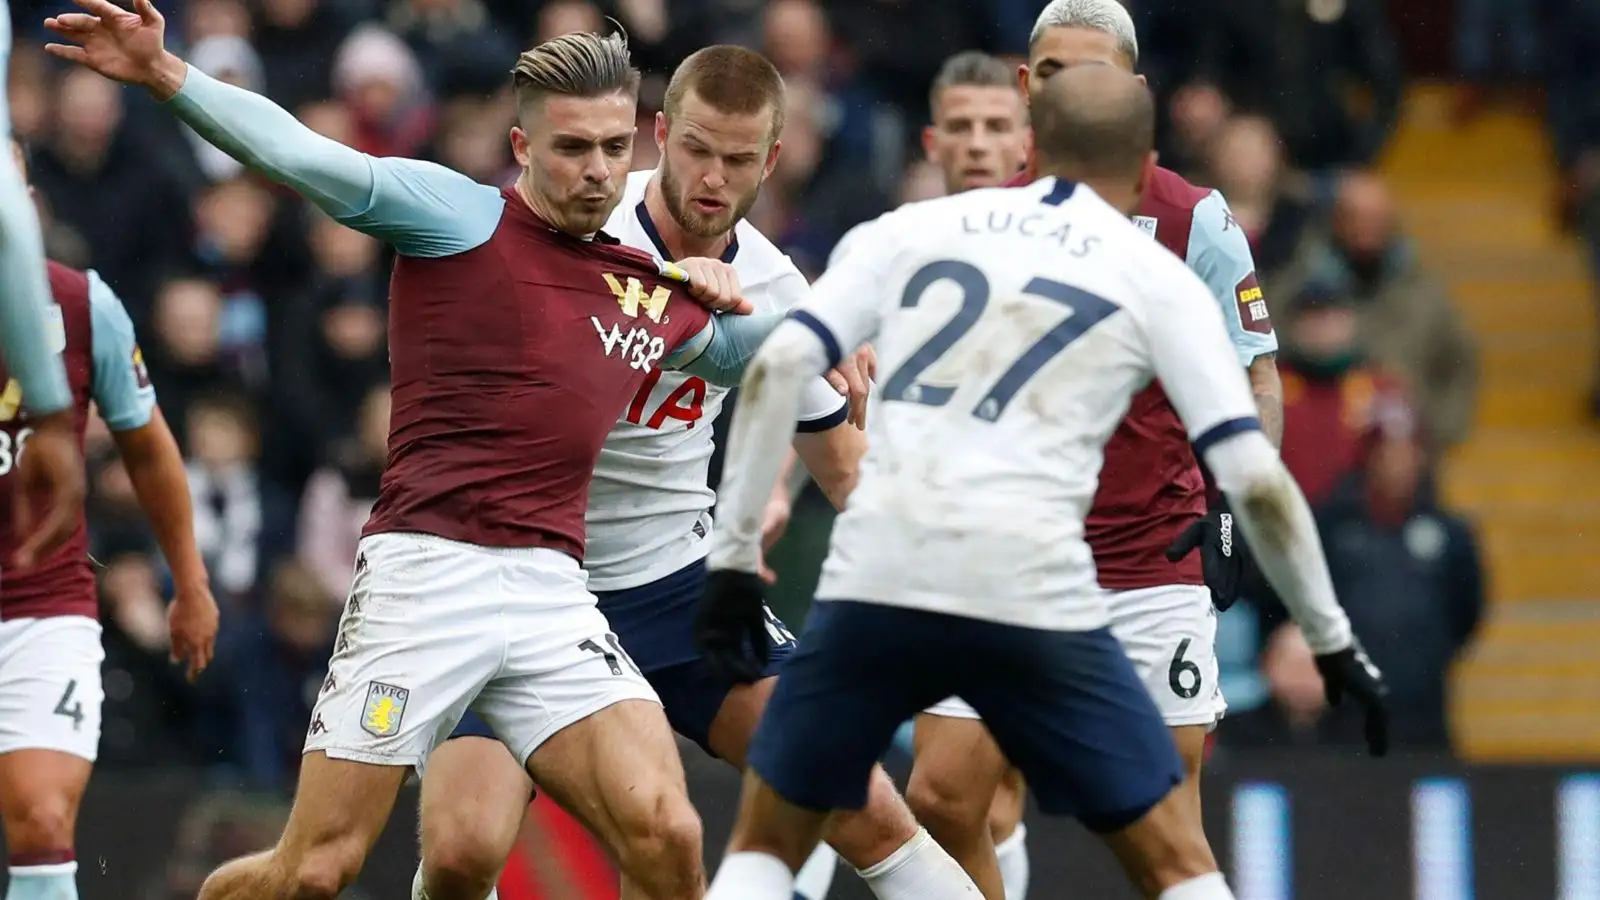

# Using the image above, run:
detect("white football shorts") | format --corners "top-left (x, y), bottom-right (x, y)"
top-left (0, 615), bottom-right (105, 760)
top-left (924, 584), bottom-right (1224, 729)
top-left (304, 532), bottom-right (660, 768)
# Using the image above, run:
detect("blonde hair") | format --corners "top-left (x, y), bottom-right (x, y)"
top-left (511, 28), bottom-right (640, 120)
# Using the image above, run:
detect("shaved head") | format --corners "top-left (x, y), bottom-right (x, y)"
top-left (1031, 64), bottom-right (1153, 185)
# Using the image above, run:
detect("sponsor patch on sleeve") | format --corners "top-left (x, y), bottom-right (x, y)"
top-left (1235, 271), bottom-right (1272, 334)
top-left (131, 344), bottom-right (151, 388)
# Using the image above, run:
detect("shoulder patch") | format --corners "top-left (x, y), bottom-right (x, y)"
top-left (1235, 272), bottom-right (1272, 334)
top-left (44, 304), bottom-right (66, 354)
top-left (131, 344), bottom-right (151, 388)
top-left (1132, 215), bottom-right (1159, 237)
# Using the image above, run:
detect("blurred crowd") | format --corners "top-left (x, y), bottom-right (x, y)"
top-left (4, 0), bottom-right (1579, 788)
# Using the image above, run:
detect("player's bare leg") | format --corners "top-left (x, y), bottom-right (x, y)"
top-left (988, 767), bottom-right (1029, 900)
top-left (1097, 781), bottom-right (1227, 900)
top-left (904, 714), bottom-right (1008, 900)
top-left (526, 699), bottom-right (703, 900)
top-left (706, 770), bottom-right (832, 899)
top-left (415, 737), bottom-right (531, 900)
top-left (0, 749), bottom-right (91, 898)
top-left (198, 752), bottom-right (407, 898)
top-left (709, 677), bottom-right (983, 900)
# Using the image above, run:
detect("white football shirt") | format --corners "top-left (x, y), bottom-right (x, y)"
top-left (584, 170), bottom-right (848, 591)
top-left (784, 177), bottom-right (1262, 630)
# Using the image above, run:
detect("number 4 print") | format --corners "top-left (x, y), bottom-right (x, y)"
top-left (54, 680), bottom-right (84, 730)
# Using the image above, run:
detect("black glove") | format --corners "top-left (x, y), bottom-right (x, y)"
top-left (694, 569), bottom-right (771, 684)
top-left (1314, 641), bottom-right (1390, 757)
top-left (1165, 497), bottom-right (1264, 612)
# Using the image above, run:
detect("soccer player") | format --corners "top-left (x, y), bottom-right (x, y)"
top-left (0, 6), bottom-right (86, 571)
top-left (0, 138), bottom-right (218, 900)
top-left (46, 2), bottom-right (781, 897)
top-left (413, 46), bottom-right (981, 900)
top-left (695, 63), bottom-right (1388, 900)
top-left (904, 4), bottom-right (1293, 896)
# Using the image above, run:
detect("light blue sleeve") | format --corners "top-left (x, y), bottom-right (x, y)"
top-left (87, 271), bottom-right (157, 432)
top-left (1188, 190), bottom-right (1279, 368)
top-left (665, 312), bottom-right (785, 387)
top-left (0, 14), bottom-right (72, 416)
top-left (167, 66), bottom-right (502, 258)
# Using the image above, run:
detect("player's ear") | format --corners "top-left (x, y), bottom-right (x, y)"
top-left (509, 126), bottom-right (532, 169)
top-left (654, 111), bottom-right (668, 150)
top-left (762, 139), bottom-right (782, 181)
top-left (921, 125), bottom-right (938, 163)
top-left (1135, 151), bottom-right (1157, 200)
top-left (1017, 65), bottom-right (1032, 106)
top-left (1136, 73), bottom-right (1148, 88)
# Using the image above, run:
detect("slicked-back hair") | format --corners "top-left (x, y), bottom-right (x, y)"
top-left (1031, 67), bottom-right (1154, 181)
top-left (1030, 0), bottom-right (1139, 66)
top-left (663, 45), bottom-right (787, 143)
top-left (511, 28), bottom-right (640, 121)
top-left (928, 51), bottom-right (1017, 111)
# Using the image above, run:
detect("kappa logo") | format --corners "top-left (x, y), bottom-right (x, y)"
top-left (361, 682), bottom-right (409, 738)
top-left (602, 273), bottom-right (672, 324)
top-left (307, 714), bottom-right (328, 736)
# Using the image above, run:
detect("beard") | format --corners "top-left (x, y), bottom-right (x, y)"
top-left (660, 162), bottom-right (761, 239)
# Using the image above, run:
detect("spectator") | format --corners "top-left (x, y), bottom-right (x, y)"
top-left (1223, 623), bottom-right (1350, 749)
top-left (180, 0), bottom-right (252, 45)
top-left (97, 554), bottom-right (203, 768)
top-left (1277, 288), bottom-right (1412, 506)
top-left (186, 36), bottom-right (268, 183)
top-left (145, 276), bottom-right (251, 432)
top-left (1313, 410), bottom-right (1486, 751)
top-left (534, 0), bottom-right (606, 43)
top-left (1454, 0), bottom-right (1542, 119)
top-left (204, 562), bottom-right (337, 791)
top-left (1186, 0), bottom-right (1403, 171)
top-left (387, 0), bottom-right (518, 98)
top-left (254, 0), bottom-right (353, 112)
top-left (1268, 172), bottom-right (1480, 449)
top-left (30, 68), bottom-right (192, 320)
top-left (1547, 0), bottom-right (1600, 415)
top-left (185, 393), bottom-right (264, 604)
top-left (332, 24), bottom-right (435, 159)
top-left (269, 215), bottom-right (389, 482)
top-left (1205, 115), bottom-right (1317, 281)
top-left (297, 385), bottom-right (390, 601)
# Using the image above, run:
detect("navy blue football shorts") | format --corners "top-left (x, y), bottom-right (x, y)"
top-left (747, 599), bottom-right (1184, 833)
top-left (448, 559), bottom-right (797, 756)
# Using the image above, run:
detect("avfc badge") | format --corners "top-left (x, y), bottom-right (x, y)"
top-left (131, 345), bottom-right (151, 389)
top-left (360, 682), bottom-right (409, 738)
top-left (45, 304), bottom-right (65, 354)
top-left (1235, 271), bottom-right (1273, 335)
top-left (1132, 215), bottom-right (1158, 238)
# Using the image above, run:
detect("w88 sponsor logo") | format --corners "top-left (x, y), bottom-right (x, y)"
top-left (0, 428), bottom-right (34, 476)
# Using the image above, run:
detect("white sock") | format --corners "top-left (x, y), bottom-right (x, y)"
top-left (1158, 872), bottom-right (1236, 900)
top-left (411, 864), bottom-right (498, 900)
top-left (793, 843), bottom-right (838, 900)
top-left (856, 828), bottom-right (983, 900)
top-left (995, 824), bottom-right (1030, 900)
top-left (707, 851), bottom-right (795, 900)
top-left (7, 862), bottom-right (78, 899)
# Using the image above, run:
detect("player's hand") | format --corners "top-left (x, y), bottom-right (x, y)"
top-left (1313, 641), bottom-right (1389, 757)
top-left (825, 344), bottom-right (876, 430)
top-left (44, 0), bottom-right (188, 99)
top-left (167, 582), bottom-right (219, 682)
top-left (1164, 496), bottom-right (1264, 612)
top-left (695, 569), bottom-right (770, 684)
top-left (676, 257), bottom-right (751, 315)
top-left (12, 412), bottom-right (85, 570)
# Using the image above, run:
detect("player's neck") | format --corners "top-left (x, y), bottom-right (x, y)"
top-left (644, 176), bottom-right (731, 261)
